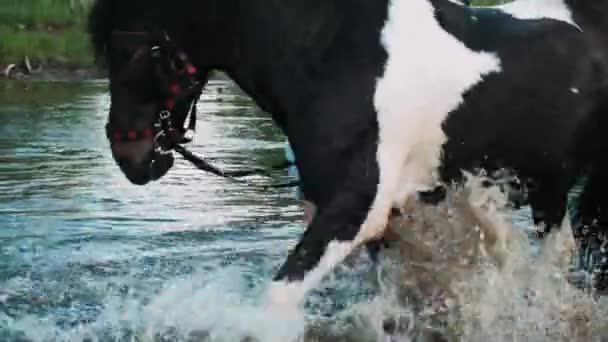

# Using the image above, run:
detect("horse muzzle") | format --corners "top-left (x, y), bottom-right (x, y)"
top-left (110, 139), bottom-right (174, 185)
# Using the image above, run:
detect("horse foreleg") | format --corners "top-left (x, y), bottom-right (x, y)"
top-left (528, 177), bottom-right (573, 238)
top-left (265, 184), bottom-right (383, 310)
top-left (528, 175), bottom-right (577, 269)
top-left (265, 131), bottom-right (418, 309)
top-left (573, 157), bottom-right (608, 290)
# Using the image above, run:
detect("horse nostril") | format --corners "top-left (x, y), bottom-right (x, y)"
top-left (110, 140), bottom-right (154, 165)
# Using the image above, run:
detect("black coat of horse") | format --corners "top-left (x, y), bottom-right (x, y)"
top-left (88, 0), bottom-right (608, 309)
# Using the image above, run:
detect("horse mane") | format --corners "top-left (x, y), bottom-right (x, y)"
top-left (87, 0), bottom-right (193, 65)
top-left (566, 0), bottom-right (608, 29)
top-left (87, 0), bottom-right (114, 64)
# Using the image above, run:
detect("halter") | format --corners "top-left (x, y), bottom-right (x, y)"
top-left (104, 31), bottom-right (204, 152)
top-left (104, 31), bottom-right (299, 190)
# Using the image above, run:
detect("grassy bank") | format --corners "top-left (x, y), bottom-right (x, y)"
top-left (0, 0), bottom-right (507, 73)
top-left (0, 0), bottom-right (93, 68)
top-left (472, 0), bottom-right (508, 5)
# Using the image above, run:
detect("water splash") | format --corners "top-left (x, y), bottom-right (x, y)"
top-left (4, 266), bottom-right (307, 342)
top-left (5, 175), bottom-right (608, 342)
top-left (313, 175), bottom-right (608, 341)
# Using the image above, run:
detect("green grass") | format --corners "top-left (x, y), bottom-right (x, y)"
top-left (471, 0), bottom-right (509, 5)
top-left (0, 0), bottom-right (91, 28)
top-left (0, 27), bottom-right (92, 66)
top-left (0, 0), bottom-right (93, 67)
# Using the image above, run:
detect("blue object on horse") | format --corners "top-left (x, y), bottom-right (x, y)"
top-left (285, 139), bottom-right (303, 200)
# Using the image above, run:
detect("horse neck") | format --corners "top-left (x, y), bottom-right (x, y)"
top-left (222, 0), bottom-right (337, 124)
top-left (567, 0), bottom-right (608, 31)
top-left (221, 0), bottom-right (387, 132)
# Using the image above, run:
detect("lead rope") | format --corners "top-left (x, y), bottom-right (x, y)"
top-left (156, 80), bottom-right (300, 190)
top-left (168, 99), bottom-right (300, 189)
top-left (173, 144), bottom-right (300, 190)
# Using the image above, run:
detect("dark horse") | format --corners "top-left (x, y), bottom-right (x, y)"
top-left (88, 0), bottom-right (608, 309)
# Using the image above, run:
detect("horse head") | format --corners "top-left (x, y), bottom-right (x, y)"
top-left (103, 31), bottom-right (206, 184)
top-left (88, 0), bottom-right (235, 185)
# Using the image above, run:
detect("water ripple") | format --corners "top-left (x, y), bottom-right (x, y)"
top-left (0, 80), bottom-right (306, 339)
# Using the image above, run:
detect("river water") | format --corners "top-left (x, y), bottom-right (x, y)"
top-left (0, 79), bottom-right (607, 341)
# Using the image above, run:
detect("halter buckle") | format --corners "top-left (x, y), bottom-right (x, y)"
top-left (159, 110), bottom-right (171, 120)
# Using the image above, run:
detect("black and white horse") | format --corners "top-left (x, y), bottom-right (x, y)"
top-left (88, 0), bottom-right (608, 309)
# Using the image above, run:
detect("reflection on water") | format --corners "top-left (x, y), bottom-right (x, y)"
top-left (0, 79), bottom-right (312, 341)
top-left (0, 79), bottom-right (607, 341)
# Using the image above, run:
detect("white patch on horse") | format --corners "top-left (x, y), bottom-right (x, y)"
top-left (363, 0), bottom-right (501, 243)
top-left (267, 0), bottom-right (503, 310)
top-left (266, 241), bottom-right (354, 309)
top-left (570, 87), bottom-right (580, 94)
top-left (494, 0), bottom-right (582, 31)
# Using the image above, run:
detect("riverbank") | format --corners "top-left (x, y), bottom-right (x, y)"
top-left (1, 0), bottom-right (505, 81)
top-left (1, 61), bottom-right (104, 82)
top-left (0, 0), bottom-right (95, 79)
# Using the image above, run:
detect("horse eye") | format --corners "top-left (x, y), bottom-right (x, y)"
top-left (173, 58), bottom-right (185, 71)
